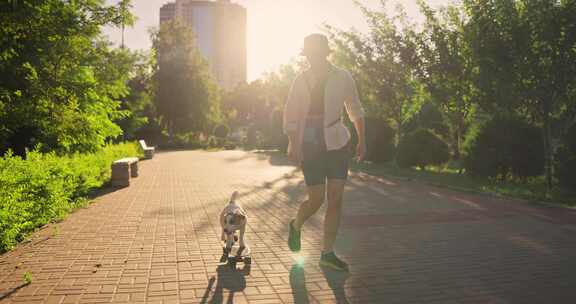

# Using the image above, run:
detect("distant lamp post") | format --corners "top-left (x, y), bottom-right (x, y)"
top-left (118, 0), bottom-right (133, 49)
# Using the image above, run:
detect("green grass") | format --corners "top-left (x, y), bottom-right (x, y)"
top-left (0, 142), bottom-right (143, 253)
top-left (350, 161), bottom-right (576, 208)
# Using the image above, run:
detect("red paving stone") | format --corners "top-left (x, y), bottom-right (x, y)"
top-left (1, 150), bottom-right (576, 303)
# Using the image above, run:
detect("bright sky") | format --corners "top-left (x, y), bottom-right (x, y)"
top-left (103, 0), bottom-right (452, 81)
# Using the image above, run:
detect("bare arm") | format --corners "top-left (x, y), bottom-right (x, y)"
top-left (344, 71), bottom-right (366, 161)
top-left (353, 117), bottom-right (366, 161)
top-left (286, 131), bottom-right (302, 164)
top-left (284, 77), bottom-right (302, 164)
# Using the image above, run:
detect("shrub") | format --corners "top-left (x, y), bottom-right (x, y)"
top-left (207, 136), bottom-right (220, 148)
top-left (418, 103), bottom-right (450, 138)
top-left (133, 118), bottom-right (164, 146)
top-left (396, 128), bottom-right (450, 169)
top-left (157, 132), bottom-right (208, 150)
top-left (213, 124), bottom-right (230, 139)
top-left (555, 147), bottom-right (576, 190)
top-left (0, 142), bottom-right (142, 252)
top-left (224, 141), bottom-right (237, 150)
top-left (566, 123), bottom-right (576, 153)
top-left (555, 124), bottom-right (576, 189)
top-left (364, 117), bottom-right (396, 163)
top-left (463, 116), bottom-right (544, 179)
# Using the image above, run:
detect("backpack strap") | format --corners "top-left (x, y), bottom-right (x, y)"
top-left (326, 117), bottom-right (341, 128)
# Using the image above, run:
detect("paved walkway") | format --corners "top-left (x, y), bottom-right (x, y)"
top-left (1, 150), bottom-right (576, 304)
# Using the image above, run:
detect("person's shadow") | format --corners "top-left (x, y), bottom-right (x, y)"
top-left (320, 265), bottom-right (350, 304)
top-left (289, 264), bottom-right (350, 304)
top-left (200, 264), bottom-right (251, 304)
top-left (290, 264), bottom-right (309, 304)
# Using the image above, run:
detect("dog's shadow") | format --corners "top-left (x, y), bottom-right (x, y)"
top-left (200, 264), bottom-right (251, 304)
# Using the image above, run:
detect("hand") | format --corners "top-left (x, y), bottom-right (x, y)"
top-left (355, 142), bottom-right (366, 162)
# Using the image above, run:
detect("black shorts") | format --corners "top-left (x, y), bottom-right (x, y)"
top-left (301, 145), bottom-right (351, 186)
top-left (301, 124), bottom-right (352, 186)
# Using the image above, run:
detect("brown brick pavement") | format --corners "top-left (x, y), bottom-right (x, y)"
top-left (1, 150), bottom-right (576, 304)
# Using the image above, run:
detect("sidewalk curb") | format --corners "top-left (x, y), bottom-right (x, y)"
top-left (352, 168), bottom-right (575, 210)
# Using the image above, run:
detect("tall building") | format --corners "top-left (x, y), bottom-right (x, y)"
top-left (159, 0), bottom-right (247, 91)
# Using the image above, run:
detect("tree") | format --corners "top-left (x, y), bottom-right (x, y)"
top-left (326, 1), bottom-right (423, 142)
top-left (464, 0), bottom-right (576, 194)
top-left (151, 20), bottom-right (222, 140)
top-left (115, 51), bottom-right (155, 141)
top-left (222, 61), bottom-right (302, 148)
top-left (416, 2), bottom-right (477, 160)
top-left (0, 0), bottom-right (134, 155)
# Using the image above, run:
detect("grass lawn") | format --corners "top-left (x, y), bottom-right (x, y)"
top-left (349, 161), bottom-right (576, 208)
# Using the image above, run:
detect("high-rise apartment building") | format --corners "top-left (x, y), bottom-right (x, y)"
top-left (159, 0), bottom-right (247, 91)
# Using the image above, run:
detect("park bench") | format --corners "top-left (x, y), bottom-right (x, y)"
top-left (111, 157), bottom-right (139, 187)
top-left (139, 139), bottom-right (155, 159)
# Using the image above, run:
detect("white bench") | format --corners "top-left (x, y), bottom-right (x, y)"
top-left (139, 139), bottom-right (155, 159)
top-left (111, 157), bottom-right (139, 187)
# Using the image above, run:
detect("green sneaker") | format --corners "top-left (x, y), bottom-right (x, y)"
top-left (288, 219), bottom-right (301, 252)
top-left (319, 252), bottom-right (349, 272)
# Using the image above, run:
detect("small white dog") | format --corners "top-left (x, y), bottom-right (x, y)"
top-left (219, 191), bottom-right (248, 251)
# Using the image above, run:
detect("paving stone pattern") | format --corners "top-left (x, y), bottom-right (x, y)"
top-left (1, 150), bottom-right (576, 304)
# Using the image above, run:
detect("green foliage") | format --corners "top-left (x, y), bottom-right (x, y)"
top-left (414, 103), bottom-right (450, 139)
top-left (555, 124), bottom-right (576, 189)
top-left (416, 2), bottom-right (476, 158)
top-left (222, 63), bottom-right (299, 151)
top-left (116, 51), bottom-right (156, 141)
top-left (464, 116), bottom-right (544, 180)
top-left (321, 0), bottom-right (575, 195)
top-left (0, 142), bottom-right (142, 253)
top-left (464, 0), bottom-right (576, 192)
top-left (0, 0), bottom-right (135, 155)
top-left (326, 2), bottom-right (421, 133)
top-left (158, 132), bottom-right (208, 150)
top-left (23, 272), bottom-right (32, 285)
top-left (396, 128), bottom-right (450, 169)
top-left (364, 117), bottom-right (396, 163)
top-left (565, 123), bottom-right (576, 154)
top-left (555, 148), bottom-right (576, 190)
top-left (152, 20), bottom-right (222, 137)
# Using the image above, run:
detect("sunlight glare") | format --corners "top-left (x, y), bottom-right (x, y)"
top-left (294, 254), bottom-right (306, 267)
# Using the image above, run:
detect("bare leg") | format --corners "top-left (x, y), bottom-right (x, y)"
top-left (238, 225), bottom-right (246, 248)
top-left (324, 179), bottom-right (346, 252)
top-left (293, 183), bottom-right (325, 230)
top-left (225, 234), bottom-right (234, 250)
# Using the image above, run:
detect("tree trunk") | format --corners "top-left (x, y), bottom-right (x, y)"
top-left (543, 110), bottom-right (553, 196)
top-left (169, 120), bottom-right (174, 143)
top-left (454, 125), bottom-right (462, 160)
top-left (454, 119), bottom-right (464, 174)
